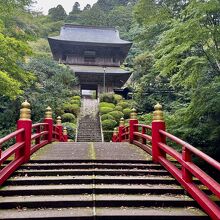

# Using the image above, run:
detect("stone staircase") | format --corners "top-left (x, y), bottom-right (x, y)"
top-left (0, 160), bottom-right (208, 219)
top-left (77, 98), bottom-right (102, 142)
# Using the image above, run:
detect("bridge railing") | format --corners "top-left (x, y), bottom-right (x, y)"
top-left (31, 123), bottom-right (49, 154)
top-left (112, 104), bottom-right (220, 219)
top-left (0, 129), bottom-right (25, 185)
top-left (0, 101), bottom-right (68, 185)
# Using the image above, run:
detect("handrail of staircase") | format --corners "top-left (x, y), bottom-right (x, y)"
top-left (0, 101), bottom-right (68, 186)
top-left (112, 105), bottom-right (220, 219)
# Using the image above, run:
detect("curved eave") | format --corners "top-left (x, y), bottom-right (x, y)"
top-left (69, 65), bottom-right (131, 75)
top-left (48, 37), bottom-right (132, 48)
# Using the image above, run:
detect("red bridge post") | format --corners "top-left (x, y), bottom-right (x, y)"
top-left (119, 118), bottom-right (125, 142)
top-left (129, 108), bottom-right (138, 144)
top-left (112, 128), bottom-right (118, 142)
top-left (152, 103), bottom-right (166, 163)
top-left (56, 116), bottom-right (63, 141)
top-left (63, 127), bottom-right (68, 142)
top-left (16, 100), bottom-right (32, 163)
top-left (44, 106), bottom-right (53, 143)
top-left (182, 146), bottom-right (193, 182)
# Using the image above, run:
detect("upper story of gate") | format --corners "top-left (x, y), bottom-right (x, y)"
top-left (48, 24), bottom-right (132, 67)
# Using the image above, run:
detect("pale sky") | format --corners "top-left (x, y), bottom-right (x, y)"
top-left (32, 0), bottom-right (98, 14)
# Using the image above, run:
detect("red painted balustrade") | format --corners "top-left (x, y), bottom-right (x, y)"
top-left (112, 105), bottom-right (220, 219)
top-left (0, 101), bottom-right (68, 186)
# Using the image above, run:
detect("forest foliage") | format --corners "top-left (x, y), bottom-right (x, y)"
top-left (0, 0), bottom-right (219, 159)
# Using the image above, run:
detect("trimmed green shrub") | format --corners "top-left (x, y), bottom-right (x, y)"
top-left (113, 94), bottom-right (123, 103)
top-left (54, 107), bottom-right (65, 117)
top-left (101, 114), bottom-right (115, 121)
top-left (118, 101), bottom-right (130, 109)
top-left (63, 103), bottom-right (80, 116)
top-left (102, 119), bottom-right (117, 130)
top-left (72, 96), bottom-right (81, 100)
top-left (138, 113), bottom-right (153, 125)
top-left (62, 113), bottom-right (76, 123)
top-left (62, 122), bottom-right (77, 140)
top-left (123, 108), bottom-right (132, 119)
top-left (99, 102), bottom-right (115, 109)
top-left (100, 93), bottom-right (116, 104)
top-left (114, 105), bottom-right (123, 111)
top-left (109, 111), bottom-right (124, 122)
top-left (103, 131), bottom-right (114, 142)
top-left (100, 107), bottom-right (114, 115)
top-left (70, 99), bottom-right (81, 106)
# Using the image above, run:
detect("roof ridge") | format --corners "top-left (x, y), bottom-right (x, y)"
top-left (64, 24), bottom-right (116, 31)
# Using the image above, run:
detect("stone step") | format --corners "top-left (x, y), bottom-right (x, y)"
top-left (76, 140), bottom-right (102, 142)
top-left (77, 138), bottom-right (102, 140)
top-left (0, 156), bottom-right (209, 219)
top-left (77, 134), bottom-right (102, 136)
top-left (15, 169), bottom-right (169, 176)
top-left (0, 207), bottom-right (208, 220)
top-left (76, 98), bottom-right (102, 142)
top-left (0, 194), bottom-right (198, 209)
top-left (1, 208), bottom-right (93, 220)
top-left (25, 160), bottom-right (157, 164)
top-left (75, 137), bottom-right (102, 139)
top-left (78, 128), bottom-right (101, 130)
top-left (77, 141), bottom-right (102, 142)
top-left (77, 133), bottom-right (101, 135)
top-left (0, 184), bottom-right (185, 196)
top-left (92, 207), bottom-right (208, 219)
top-left (20, 163), bottom-right (163, 170)
top-left (18, 160), bottom-right (162, 164)
top-left (4, 176), bottom-right (177, 186)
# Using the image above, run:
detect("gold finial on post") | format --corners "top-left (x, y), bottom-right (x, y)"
top-left (153, 103), bottom-right (164, 122)
top-left (119, 118), bottom-right (125, 127)
top-left (56, 116), bottom-right (62, 125)
top-left (20, 100), bottom-right (31, 120)
top-left (113, 127), bottom-right (118, 135)
top-left (130, 108), bottom-right (137, 119)
top-left (63, 127), bottom-right (68, 135)
top-left (45, 106), bottom-right (52, 119)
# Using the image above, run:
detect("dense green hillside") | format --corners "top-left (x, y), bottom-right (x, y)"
top-left (0, 0), bottom-right (219, 159)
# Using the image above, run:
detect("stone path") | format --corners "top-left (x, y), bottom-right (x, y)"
top-left (81, 98), bottom-right (99, 117)
top-left (77, 98), bottom-right (103, 142)
top-left (31, 142), bottom-right (152, 161)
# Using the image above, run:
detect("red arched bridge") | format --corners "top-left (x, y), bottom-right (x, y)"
top-left (0, 101), bottom-right (219, 219)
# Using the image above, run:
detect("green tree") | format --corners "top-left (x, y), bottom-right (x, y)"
top-left (48, 5), bottom-right (67, 21)
top-left (24, 57), bottom-right (78, 121)
top-left (133, 0), bottom-right (220, 158)
top-left (107, 6), bottom-right (133, 32)
top-left (0, 0), bottom-right (35, 99)
top-left (71, 2), bottom-right (81, 13)
top-left (66, 2), bottom-right (81, 22)
top-left (80, 4), bottom-right (107, 26)
top-left (0, 33), bottom-right (34, 98)
top-left (83, 4), bottom-right (91, 11)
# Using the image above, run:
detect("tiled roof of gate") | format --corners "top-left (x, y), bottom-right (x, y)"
top-left (69, 65), bottom-right (131, 74)
top-left (48, 24), bottom-right (132, 45)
